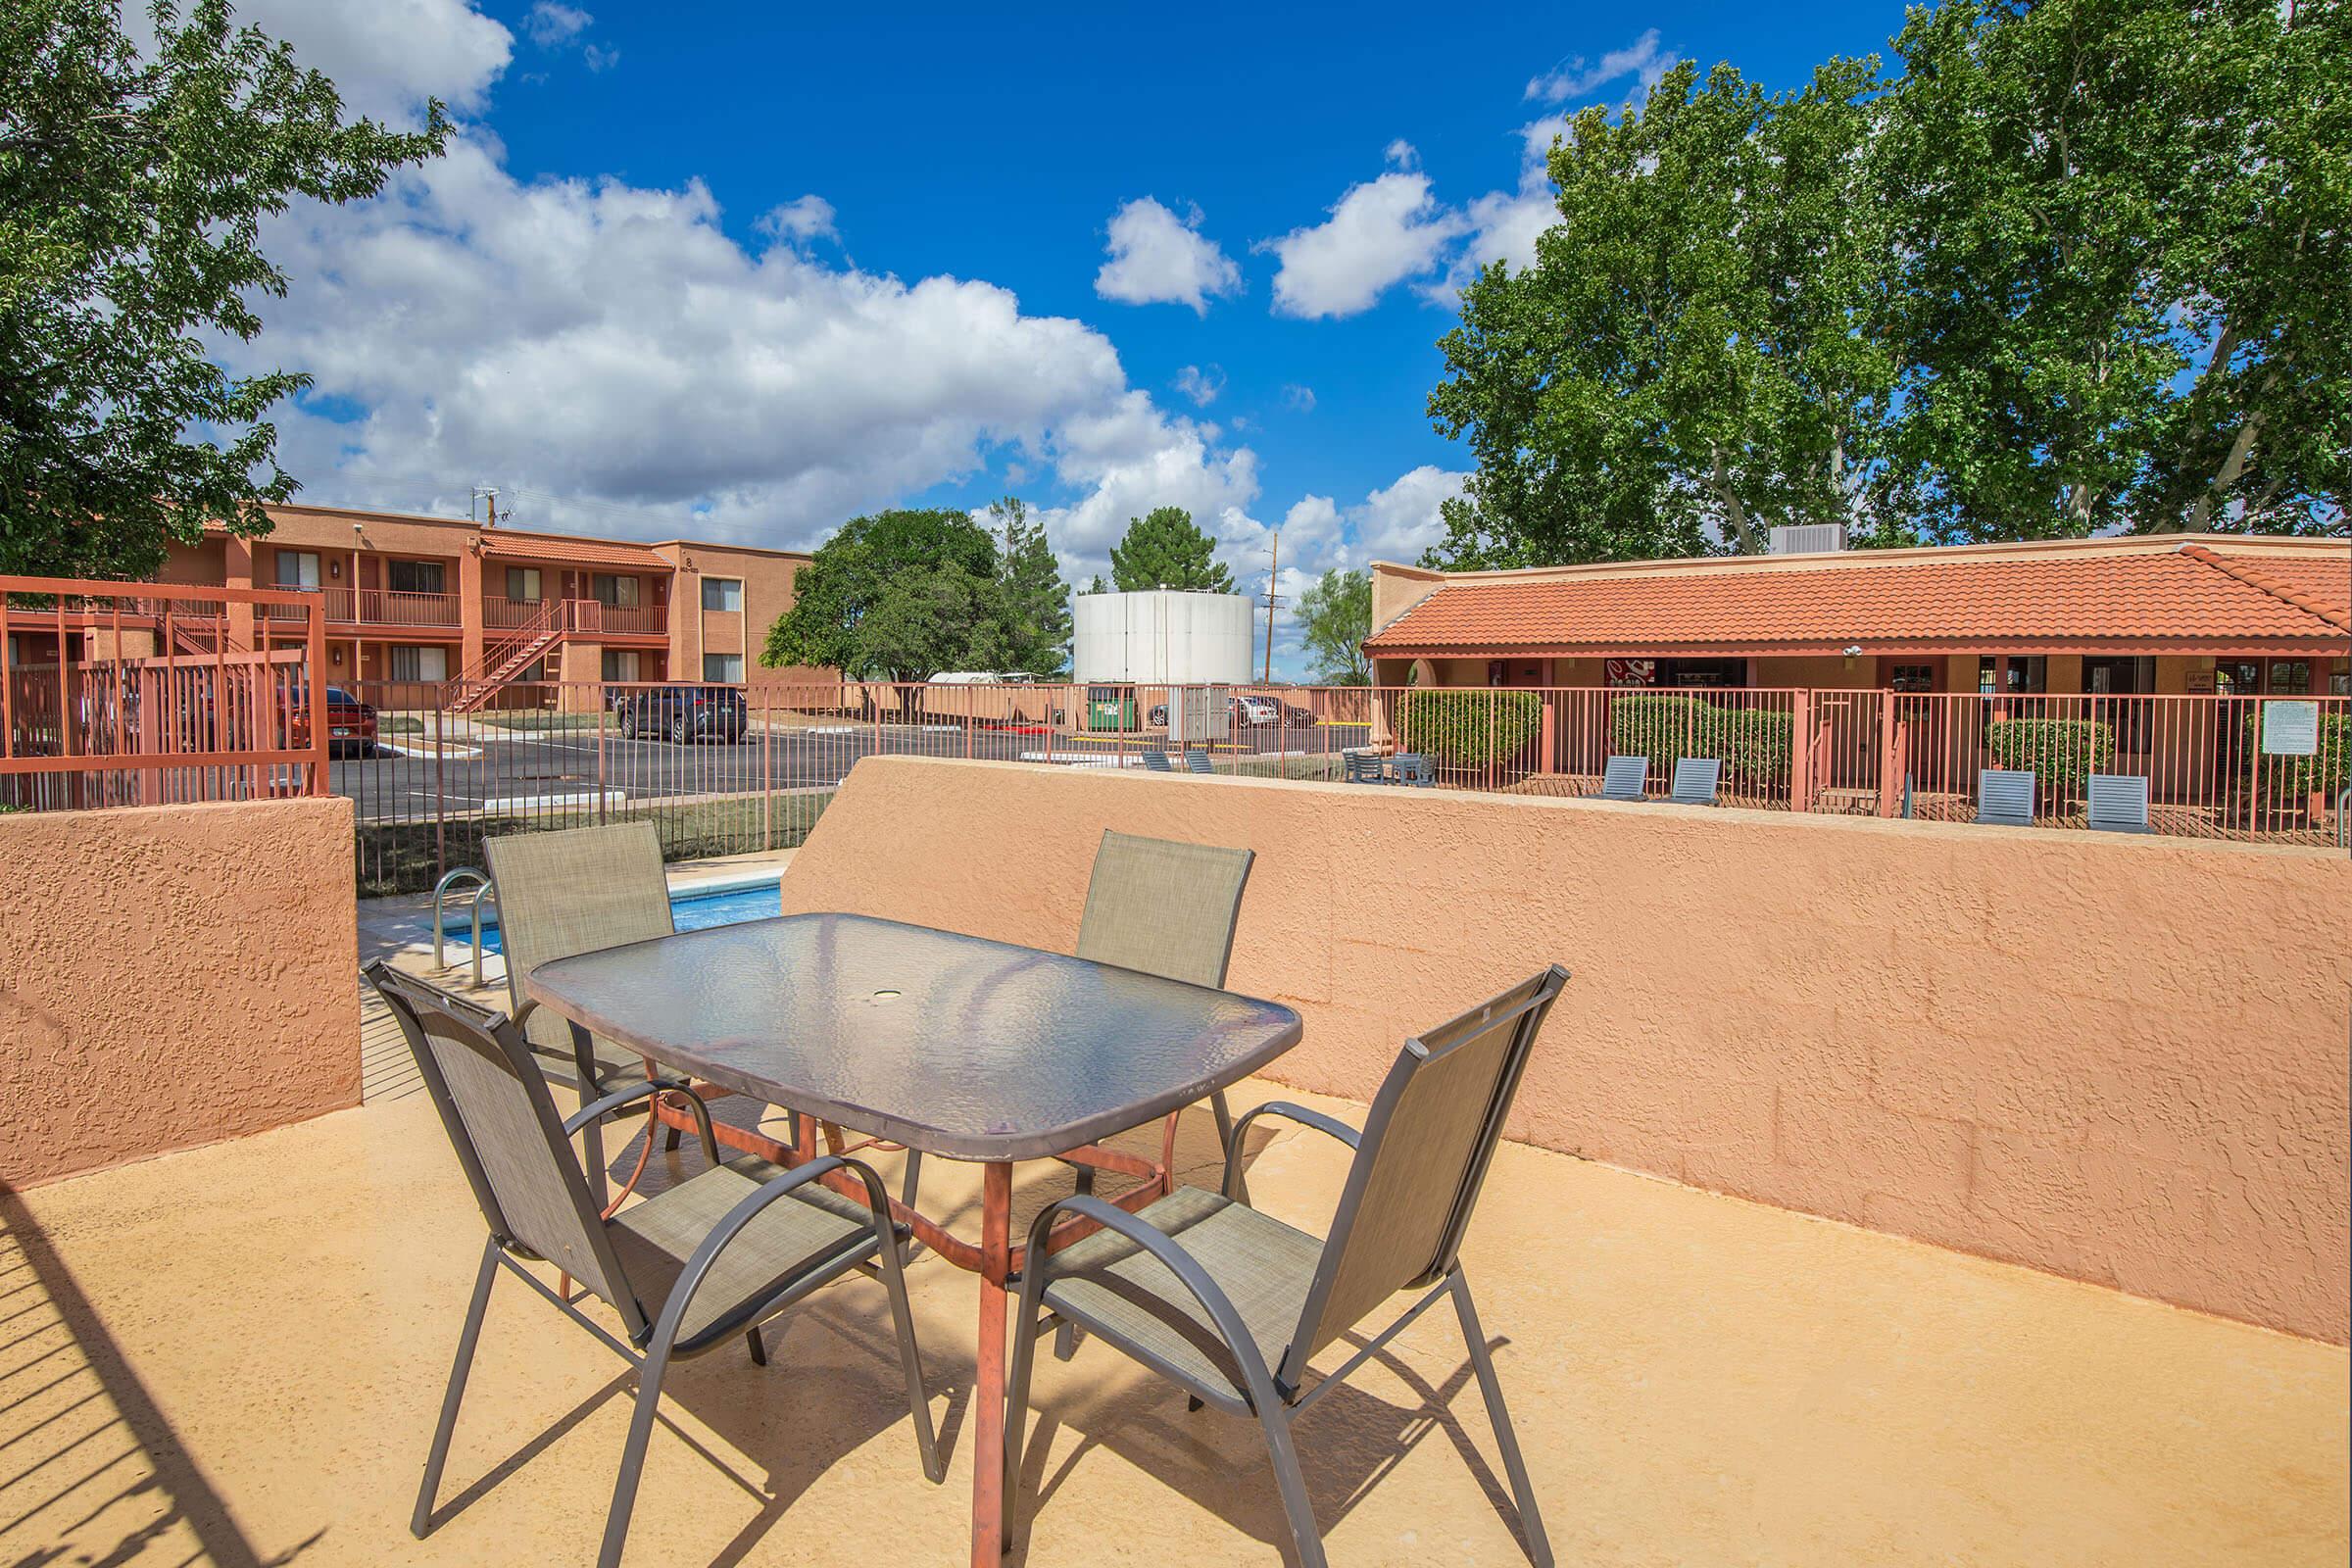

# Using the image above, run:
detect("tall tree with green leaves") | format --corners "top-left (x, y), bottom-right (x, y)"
top-left (1, 0), bottom-right (450, 578)
top-left (1108, 506), bottom-right (1236, 592)
top-left (1294, 567), bottom-right (1372, 685)
top-left (987, 496), bottom-right (1072, 676)
top-left (761, 509), bottom-right (1008, 686)
top-left (1427, 0), bottom-right (2346, 565)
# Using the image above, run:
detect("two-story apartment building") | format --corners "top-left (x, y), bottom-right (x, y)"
top-left (66, 502), bottom-right (830, 708)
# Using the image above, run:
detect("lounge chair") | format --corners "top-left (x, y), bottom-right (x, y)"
top-left (1591, 754), bottom-right (1648, 801)
top-left (1143, 750), bottom-right (1175, 772)
top-left (1670, 757), bottom-right (1722, 806)
top-left (1003, 966), bottom-right (1571, 1568)
top-left (1183, 747), bottom-right (1214, 774)
top-left (1391, 751), bottom-right (1435, 788)
top-left (365, 963), bottom-right (940, 1568)
top-left (1977, 767), bottom-right (2036, 827)
top-left (2085, 772), bottom-right (2150, 833)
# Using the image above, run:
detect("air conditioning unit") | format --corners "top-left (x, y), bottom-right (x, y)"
top-left (1768, 523), bottom-right (1848, 556)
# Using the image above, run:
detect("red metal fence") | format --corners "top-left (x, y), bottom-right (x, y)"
top-left (1, 577), bottom-right (327, 810)
top-left (325, 677), bottom-right (2346, 897)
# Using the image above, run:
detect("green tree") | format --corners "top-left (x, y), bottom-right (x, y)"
top-left (1, 0), bottom-right (450, 578)
top-left (988, 496), bottom-right (1072, 677)
top-left (1294, 567), bottom-right (1371, 685)
top-left (1427, 0), bottom-right (2347, 565)
top-left (1429, 57), bottom-right (1893, 566)
top-left (1877, 0), bottom-right (2347, 538)
top-left (761, 509), bottom-right (1008, 686)
top-left (1108, 506), bottom-right (1235, 592)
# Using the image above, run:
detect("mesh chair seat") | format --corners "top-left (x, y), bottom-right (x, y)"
top-left (1041, 1185), bottom-right (1323, 1402)
top-left (608, 1156), bottom-right (884, 1349)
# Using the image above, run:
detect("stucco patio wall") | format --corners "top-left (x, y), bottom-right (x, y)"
top-left (0, 796), bottom-right (360, 1188)
top-left (781, 757), bottom-right (2352, 1343)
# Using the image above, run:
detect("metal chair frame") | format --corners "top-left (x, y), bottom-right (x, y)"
top-left (366, 961), bottom-right (940, 1568)
top-left (1002, 966), bottom-right (1569, 1568)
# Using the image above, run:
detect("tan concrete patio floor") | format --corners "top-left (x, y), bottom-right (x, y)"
top-left (3, 1081), bottom-right (2343, 1568)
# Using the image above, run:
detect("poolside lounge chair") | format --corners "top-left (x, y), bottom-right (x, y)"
top-left (1976, 768), bottom-right (2036, 827)
top-left (1184, 747), bottom-right (1214, 774)
top-left (1143, 750), bottom-right (1175, 772)
top-left (2085, 772), bottom-right (2151, 833)
top-left (1392, 751), bottom-right (1436, 788)
top-left (366, 963), bottom-right (940, 1568)
top-left (1591, 755), bottom-right (1648, 801)
top-left (1003, 966), bottom-right (1571, 1568)
top-left (1670, 757), bottom-right (1722, 807)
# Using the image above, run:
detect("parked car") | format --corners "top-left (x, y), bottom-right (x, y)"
top-left (287, 684), bottom-right (378, 758)
top-left (616, 684), bottom-right (748, 743)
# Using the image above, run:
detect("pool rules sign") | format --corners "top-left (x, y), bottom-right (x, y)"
top-left (2260, 701), bottom-right (2320, 757)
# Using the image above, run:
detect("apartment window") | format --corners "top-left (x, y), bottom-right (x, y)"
top-left (505, 567), bottom-right (542, 602)
top-left (386, 560), bottom-right (444, 594)
top-left (2215, 660), bottom-right (2262, 696)
top-left (601, 649), bottom-right (640, 682)
top-left (2267, 659), bottom-right (2313, 696)
top-left (387, 645), bottom-right (448, 682)
top-left (1977, 655), bottom-right (2047, 695)
top-left (703, 653), bottom-right (743, 684)
top-left (591, 573), bottom-right (639, 608)
top-left (273, 551), bottom-right (320, 589)
top-left (702, 576), bottom-right (744, 612)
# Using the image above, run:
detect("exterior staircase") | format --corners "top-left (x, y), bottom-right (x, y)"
top-left (444, 600), bottom-right (565, 713)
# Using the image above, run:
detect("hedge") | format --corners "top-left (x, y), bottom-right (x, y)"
top-left (1397, 689), bottom-right (1544, 771)
top-left (1984, 717), bottom-right (2114, 789)
top-left (1606, 695), bottom-right (1793, 782)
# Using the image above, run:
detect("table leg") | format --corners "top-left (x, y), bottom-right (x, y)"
top-left (971, 1161), bottom-right (1012, 1567)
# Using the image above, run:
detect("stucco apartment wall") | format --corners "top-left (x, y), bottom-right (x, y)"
top-left (781, 757), bottom-right (2352, 1343)
top-left (0, 797), bottom-right (360, 1188)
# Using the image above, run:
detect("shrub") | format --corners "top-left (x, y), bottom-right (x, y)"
top-left (1984, 717), bottom-right (2113, 789)
top-left (1397, 689), bottom-right (1544, 772)
top-left (1607, 695), bottom-right (1793, 783)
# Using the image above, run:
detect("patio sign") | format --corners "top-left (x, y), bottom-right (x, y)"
top-left (2260, 700), bottom-right (2320, 757)
top-left (1606, 659), bottom-right (1657, 688)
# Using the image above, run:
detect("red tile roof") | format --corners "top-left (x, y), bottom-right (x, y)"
top-left (1365, 542), bottom-right (2352, 658)
top-left (477, 531), bottom-right (666, 569)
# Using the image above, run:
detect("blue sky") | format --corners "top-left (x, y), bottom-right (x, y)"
top-left (230, 0), bottom-right (1913, 673)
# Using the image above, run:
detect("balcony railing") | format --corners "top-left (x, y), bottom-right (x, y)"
top-left (256, 588), bottom-right (463, 626)
top-left (481, 597), bottom-right (667, 637)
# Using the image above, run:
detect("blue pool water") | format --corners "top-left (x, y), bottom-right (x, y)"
top-left (462, 879), bottom-right (783, 956)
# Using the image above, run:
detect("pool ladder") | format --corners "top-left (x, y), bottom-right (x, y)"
top-left (430, 866), bottom-right (498, 989)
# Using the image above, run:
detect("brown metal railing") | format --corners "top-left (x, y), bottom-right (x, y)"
top-left (1, 576), bottom-right (327, 810)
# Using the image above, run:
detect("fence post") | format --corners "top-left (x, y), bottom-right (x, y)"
top-left (761, 694), bottom-right (773, 851)
top-left (598, 698), bottom-right (609, 826)
top-left (433, 701), bottom-right (447, 885)
top-left (1789, 689), bottom-right (1812, 810)
top-left (1876, 694), bottom-right (1900, 817)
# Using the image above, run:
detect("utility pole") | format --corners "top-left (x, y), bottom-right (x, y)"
top-left (471, 486), bottom-right (500, 527)
top-left (1258, 529), bottom-right (1283, 685)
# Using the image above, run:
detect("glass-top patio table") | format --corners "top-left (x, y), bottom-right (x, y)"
top-left (524, 910), bottom-right (1305, 1566)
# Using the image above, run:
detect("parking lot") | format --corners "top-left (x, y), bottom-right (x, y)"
top-left (331, 718), bottom-right (1371, 823)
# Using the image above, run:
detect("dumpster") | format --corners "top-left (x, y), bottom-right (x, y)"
top-left (1084, 683), bottom-right (1139, 732)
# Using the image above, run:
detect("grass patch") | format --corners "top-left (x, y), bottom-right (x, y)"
top-left (470, 711), bottom-right (607, 732)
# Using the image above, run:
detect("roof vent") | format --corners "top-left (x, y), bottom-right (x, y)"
top-left (1768, 523), bottom-right (1847, 556)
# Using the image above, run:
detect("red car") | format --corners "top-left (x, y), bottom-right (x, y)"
top-left (291, 685), bottom-right (379, 758)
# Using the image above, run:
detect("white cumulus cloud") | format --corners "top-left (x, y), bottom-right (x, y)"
top-left (1261, 146), bottom-right (1468, 318)
top-left (1524, 28), bottom-right (1675, 104)
top-left (525, 2), bottom-right (592, 47)
top-left (1173, 365), bottom-right (1224, 407)
top-left (225, 0), bottom-right (513, 120)
top-left (1094, 198), bottom-right (1243, 314)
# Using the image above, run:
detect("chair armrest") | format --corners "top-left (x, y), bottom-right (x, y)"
top-left (564, 1078), bottom-right (718, 1165)
top-left (1019, 1192), bottom-right (1285, 1405)
top-left (644, 1154), bottom-right (899, 1352)
top-left (1222, 1102), bottom-right (1359, 1200)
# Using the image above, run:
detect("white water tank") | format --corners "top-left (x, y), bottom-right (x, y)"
top-left (1072, 590), bottom-right (1254, 684)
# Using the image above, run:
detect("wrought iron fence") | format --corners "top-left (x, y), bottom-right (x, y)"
top-left (1, 577), bottom-right (326, 811)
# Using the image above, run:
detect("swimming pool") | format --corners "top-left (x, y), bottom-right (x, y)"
top-left (458, 876), bottom-right (783, 956)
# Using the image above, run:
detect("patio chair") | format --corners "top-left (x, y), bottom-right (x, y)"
top-left (1144, 750), bottom-right (1176, 772)
top-left (1976, 767), bottom-right (2036, 827)
top-left (1670, 757), bottom-right (1722, 807)
top-left (1342, 750), bottom-right (1386, 785)
top-left (1392, 751), bottom-right (1436, 788)
top-left (1590, 754), bottom-right (1648, 801)
top-left (364, 962), bottom-right (940, 1568)
top-left (898, 830), bottom-right (1256, 1235)
top-left (1002, 965), bottom-right (1571, 1568)
top-left (1184, 746), bottom-right (1215, 774)
top-left (2085, 772), bottom-right (2151, 833)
